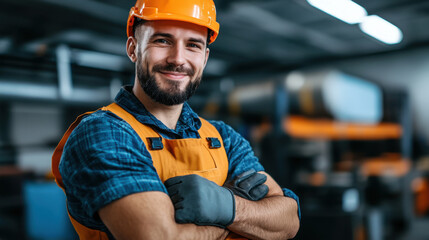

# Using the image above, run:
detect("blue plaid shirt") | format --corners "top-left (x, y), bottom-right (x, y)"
top-left (60, 86), bottom-right (300, 233)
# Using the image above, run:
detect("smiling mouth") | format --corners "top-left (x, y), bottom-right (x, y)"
top-left (159, 71), bottom-right (188, 80)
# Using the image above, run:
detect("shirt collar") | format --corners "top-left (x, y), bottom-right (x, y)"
top-left (114, 85), bottom-right (201, 134)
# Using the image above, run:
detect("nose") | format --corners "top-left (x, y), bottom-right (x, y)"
top-left (166, 44), bottom-right (186, 66)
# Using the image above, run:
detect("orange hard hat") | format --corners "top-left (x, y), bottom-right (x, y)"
top-left (127, 0), bottom-right (220, 44)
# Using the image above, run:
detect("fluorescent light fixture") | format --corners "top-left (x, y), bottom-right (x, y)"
top-left (359, 15), bottom-right (403, 44)
top-left (307, 0), bottom-right (367, 24)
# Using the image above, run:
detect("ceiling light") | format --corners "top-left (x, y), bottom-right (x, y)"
top-left (307, 0), bottom-right (367, 24)
top-left (359, 15), bottom-right (403, 44)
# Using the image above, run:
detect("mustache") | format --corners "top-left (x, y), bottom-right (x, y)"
top-left (152, 63), bottom-right (194, 76)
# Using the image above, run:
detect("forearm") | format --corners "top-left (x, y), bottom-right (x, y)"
top-left (109, 221), bottom-right (228, 240)
top-left (100, 192), bottom-right (229, 240)
top-left (228, 195), bottom-right (299, 240)
top-left (175, 224), bottom-right (229, 240)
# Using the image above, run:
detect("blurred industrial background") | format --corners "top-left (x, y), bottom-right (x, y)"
top-left (1, 0), bottom-right (429, 239)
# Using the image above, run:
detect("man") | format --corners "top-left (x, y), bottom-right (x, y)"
top-left (52, 0), bottom-right (300, 239)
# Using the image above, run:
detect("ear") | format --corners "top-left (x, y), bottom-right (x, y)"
top-left (203, 47), bottom-right (210, 68)
top-left (126, 36), bottom-right (137, 63)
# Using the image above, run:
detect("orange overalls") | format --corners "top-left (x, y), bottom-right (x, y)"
top-left (52, 103), bottom-right (246, 239)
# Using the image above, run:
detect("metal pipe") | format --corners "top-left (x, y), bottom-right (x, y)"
top-left (56, 45), bottom-right (73, 100)
top-left (0, 81), bottom-right (111, 104)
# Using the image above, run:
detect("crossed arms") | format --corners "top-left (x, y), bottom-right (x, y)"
top-left (99, 172), bottom-right (300, 240)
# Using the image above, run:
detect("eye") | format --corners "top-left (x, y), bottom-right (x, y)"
top-left (154, 39), bottom-right (169, 44)
top-left (188, 43), bottom-right (202, 49)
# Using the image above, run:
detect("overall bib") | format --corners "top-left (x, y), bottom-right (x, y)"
top-left (52, 103), bottom-right (246, 239)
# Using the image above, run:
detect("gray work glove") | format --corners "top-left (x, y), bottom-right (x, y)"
top-left (224, 169), bottom-right (269, 201)
top-left (165, 174), bottom-right (235, 228)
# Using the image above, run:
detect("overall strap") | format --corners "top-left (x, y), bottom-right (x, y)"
top-left (198, 118), bottom-right (224, 143)
top-left (102, 103), bottom-right (159, 145)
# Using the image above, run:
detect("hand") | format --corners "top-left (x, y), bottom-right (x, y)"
top-left (165, 174), bottom-right (235, 228)
top-left (224, 169), bottom-right (269, 201)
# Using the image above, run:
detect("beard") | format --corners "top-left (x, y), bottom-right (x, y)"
top-left (136, 56), bottom-right (202, 106)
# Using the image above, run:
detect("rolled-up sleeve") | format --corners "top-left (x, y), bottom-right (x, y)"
top-left (60, 111), bottom-right (166, 229)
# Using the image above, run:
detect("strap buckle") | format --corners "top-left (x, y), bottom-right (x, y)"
top-left (147, 137), bottom-right (164, 150)
top-left (206, 137), bottom-right (221, 149)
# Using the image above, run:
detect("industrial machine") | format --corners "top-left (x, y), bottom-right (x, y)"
top-left (216, 69), bottom-right (417, 240)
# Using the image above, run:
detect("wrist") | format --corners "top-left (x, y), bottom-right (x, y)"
top-left (222, 187), bottom-right (236, 227)
top-left (229, 195), bottom-right (243, 226)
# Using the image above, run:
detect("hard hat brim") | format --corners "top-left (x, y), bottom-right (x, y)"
top-left (127, 11), bottom-right (219, 44)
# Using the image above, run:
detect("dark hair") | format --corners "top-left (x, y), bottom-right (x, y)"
top-left (132, 17), bottom-right (147, 37)
top-left (133, 17), bottom-right (213, 47)
top-left (207, 30), bottom-right (214, 46)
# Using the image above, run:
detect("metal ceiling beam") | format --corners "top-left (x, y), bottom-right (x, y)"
top-left (21, 30), bottom-right (126, 56)
top-left (38, 0), bottom-right (128, 24)
top-left (359, 0), bottom-right (429, 14)
top-left (231, 3), bottom-right (351, 54)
